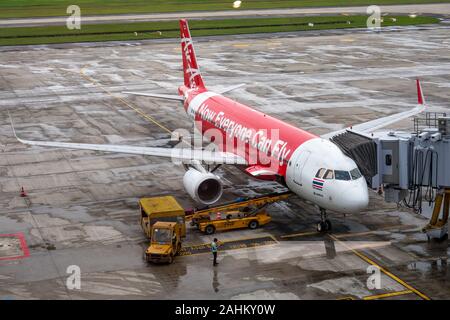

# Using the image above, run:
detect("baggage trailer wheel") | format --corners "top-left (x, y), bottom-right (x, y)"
top-left (248, 220), bottom-right (259, 229)
top-left (205, 224), bottom-right (216, 235)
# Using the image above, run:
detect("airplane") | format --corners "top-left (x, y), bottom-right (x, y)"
top-left (11, 19), bottom-right (426, 232)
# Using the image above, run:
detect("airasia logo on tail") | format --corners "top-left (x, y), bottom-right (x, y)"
top-left (181, 37), bottom-right (201, 89)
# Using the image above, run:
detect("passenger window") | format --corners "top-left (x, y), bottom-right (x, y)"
top-left (335, 170), bottom-right (351, 181)
top-left (350, 168), bottom-right (362, 180)
top-left (323, 169), bottom-right (334, 179)
top-left (315, 168), bottom-right (326, 178)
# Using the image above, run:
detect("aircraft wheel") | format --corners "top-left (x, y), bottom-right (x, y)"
top-left (324, 219), bottom-right (332, 231)
top-left (205, 224), bottom-right (216, 235)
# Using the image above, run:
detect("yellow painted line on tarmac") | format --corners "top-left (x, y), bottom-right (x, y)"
top-left (280, 224), bottom-right (416, 240)
top-left (328, 233), bottom-right (431, 301)
top-left (269, 234), bottom-right (279, 244)
top-left (334, 226), bottom-right (406, 239)
top-left (184, 234), bottom-right (276, 249)
top-left (78, 66), bottom-right (188, 142)
top-left (280, 224), bottom-right (401, 239)
top-left (233, 43), bottom-right (250, 48)
top-left (280, 231), bottom-right (318, 239)
top-left (363, 290), bottom-right (413, 300)
top-left (334, 230), bottom-right (384, 239)
top-left (180, 234), bottom-right (278, 257)
top-left (334, 225), bottom-right (417, 239)
top-left (220, 234), bottom-right (276, 245)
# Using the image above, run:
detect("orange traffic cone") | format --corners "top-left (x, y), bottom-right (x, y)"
top-left (20, 187), bottom-right (27, 197)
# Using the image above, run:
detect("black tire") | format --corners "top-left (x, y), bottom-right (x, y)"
top-left (324, 219), bottom-right (332, 231)
top-left (248, 220), bottom-right (259, 230)
top-left (205, 224), bottom-right (216, 235)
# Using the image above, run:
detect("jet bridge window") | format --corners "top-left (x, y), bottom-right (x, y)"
top-left (315, 168), bottom-right (326, 178)
top-left (335, 170), bottom-right (351, 181)
top-left (385, 154), bottom-right (392, 166)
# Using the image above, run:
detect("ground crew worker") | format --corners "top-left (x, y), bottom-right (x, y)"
top-left (211, 238), bottom-right (219, 266)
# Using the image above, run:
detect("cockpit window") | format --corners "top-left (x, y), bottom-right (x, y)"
top-left (350, 168), bottom-right (362, 180)
top-left (315, 168), bottom-right (326, 178)
top-left (323, 169), bottom-right (334, 179)
top-left (335, 170), bottom-right (351, 181)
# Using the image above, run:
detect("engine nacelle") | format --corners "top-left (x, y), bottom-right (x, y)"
top-left (183, 168), bottom-right (223, 205)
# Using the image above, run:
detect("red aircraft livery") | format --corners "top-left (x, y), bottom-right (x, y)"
top-left (13, 19), bottom-right (427, 232)
top-left (178, 19), bottom-right (316, 177)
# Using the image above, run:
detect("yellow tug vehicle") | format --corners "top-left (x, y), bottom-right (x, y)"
top-left (145, 221), bottom-right (182, 264)
top-left (139, 196), bottom-right (185, 264)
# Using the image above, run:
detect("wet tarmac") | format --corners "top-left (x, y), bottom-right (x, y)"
top-left (0, 26), bottom-right (449, 299)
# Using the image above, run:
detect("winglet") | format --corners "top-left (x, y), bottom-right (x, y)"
top-left (416, 78), bottom-right (425, 105)
top-left (8, 111), bottom-right (18, 140)
top-left (7, 111), bottom-right (27, 145)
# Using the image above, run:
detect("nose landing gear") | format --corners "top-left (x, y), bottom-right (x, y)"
top-left (317, 208), bottom-right (332, 232)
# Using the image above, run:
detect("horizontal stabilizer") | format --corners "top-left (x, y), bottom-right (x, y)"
top-left (217, 83), bottom-right (246, 94)
top-left (123, 91), bottom-right (184, 101)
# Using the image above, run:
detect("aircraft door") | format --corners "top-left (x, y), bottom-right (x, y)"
top-left (293, 150), bottom-right (311, 186)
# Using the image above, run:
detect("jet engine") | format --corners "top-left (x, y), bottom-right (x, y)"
top-left (183, 168), bottom-right (223, 205)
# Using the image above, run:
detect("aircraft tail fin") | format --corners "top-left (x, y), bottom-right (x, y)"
top-left (180, 19), bottom-right (205, 89)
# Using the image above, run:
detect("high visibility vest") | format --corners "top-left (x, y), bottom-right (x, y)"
top-left (211, 242), bottom-right (218, 253)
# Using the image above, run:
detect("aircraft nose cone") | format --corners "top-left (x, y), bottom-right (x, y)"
top-left (353, 184), bottom-right (369, 211)
top-left (337, 181), bottom-right (369, 213)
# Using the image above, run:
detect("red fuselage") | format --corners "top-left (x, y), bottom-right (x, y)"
top-left (180, 86), bottom-right (317, 177)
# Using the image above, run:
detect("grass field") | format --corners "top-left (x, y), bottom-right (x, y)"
top-left (0, 15), bottom-right (440, 46)
top-left (0, 0), bottom-right (449, 19)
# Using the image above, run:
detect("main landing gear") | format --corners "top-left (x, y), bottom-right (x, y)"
top-left (317, 208), bottom-right (332, 232)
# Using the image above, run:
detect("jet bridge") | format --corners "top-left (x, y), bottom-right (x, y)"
top-left (332, 113), bottom-right (450, 239)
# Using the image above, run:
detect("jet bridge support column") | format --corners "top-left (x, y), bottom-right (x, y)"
top-left (422, 189), bottom-right (450, 241)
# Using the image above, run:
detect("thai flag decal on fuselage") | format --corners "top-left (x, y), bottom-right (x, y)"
top-left (312, 178), bottom-right (324, 191)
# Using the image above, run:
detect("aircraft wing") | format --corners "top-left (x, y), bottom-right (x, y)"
top-left (13, 135), bottom-right (247, 165)
top-left (9, 115), bottom-right (246, 165)
top-left (321, 79), bottom-right (426, 140)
